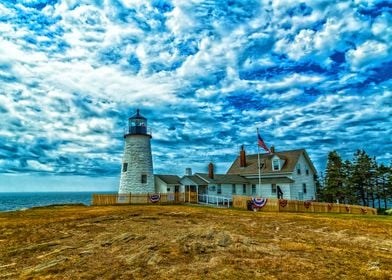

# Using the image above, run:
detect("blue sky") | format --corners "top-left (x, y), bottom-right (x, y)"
top-left (0, 0), bottom-right (391, 192)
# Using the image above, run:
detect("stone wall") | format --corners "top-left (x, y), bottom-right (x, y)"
top-left (119, 135), bottom-right (155, 194)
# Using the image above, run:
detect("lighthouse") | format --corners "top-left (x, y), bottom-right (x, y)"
top-left (118, 109), bottom-right (155, 194)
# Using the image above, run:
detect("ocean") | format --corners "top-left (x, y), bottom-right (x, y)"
top-left (0, 192), bottom-right (114, 212)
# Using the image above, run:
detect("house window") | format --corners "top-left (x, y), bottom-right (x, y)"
top-left (251, 184), bottom-right (256, 195)
top-left (217, 184), bottom-right (222, 194)
top-left (303, 183), bottom-right (307, 194)
top-left (141, 174), bottom-right (147, 184)
top-left (242, 184), bottom-right (247, 194)
top-left (232, 184), bottom-right (236, 194)
top-left (273, 159), bottom-right (280, 171)
top-left (297, 164), bottom-right (301, 175)
top-left (306, 169), bottom-right (309, 176)
top-left (210, 185), bottom-right (216, 191)
top-left (122, 163), bottom-right (128, 172)
top-left (271, 183), bottom-right (277, 194)
top-left (167, 187), bottom-right (170, 192)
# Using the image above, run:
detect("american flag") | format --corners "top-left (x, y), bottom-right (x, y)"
top-left (257, 130), bottom-right (271, 153)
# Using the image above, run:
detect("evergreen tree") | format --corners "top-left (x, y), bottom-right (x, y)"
top-left (321, 150), bottom-right (390, 208)
top-left (379, 163), bottom-right (392, 209)
top-left (351, 150), bottom-right (373, 206)
top-left (324, 151), bottom-right (344, 203)
top-left (376, 163), bottom-right (389, 209)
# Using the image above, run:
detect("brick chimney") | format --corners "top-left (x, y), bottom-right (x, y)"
top-left (239, 145), bottom-right (246, 167)
top-left (270, 146), bottom-right (275, 153)
top-left (208, 162), bottom-right (214, 179)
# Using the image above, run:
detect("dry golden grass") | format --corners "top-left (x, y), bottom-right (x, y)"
top-left (0, 205), bottom-right (391, 279)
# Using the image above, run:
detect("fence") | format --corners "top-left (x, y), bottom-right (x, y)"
top-left (92, 192), bottom-right (198, 206)
top-left (198, 194), bottom-right (232, 208)
top-left (92, 193), bottom-right (377, 215)
top-left (232, 195), bottom-right (377, 215)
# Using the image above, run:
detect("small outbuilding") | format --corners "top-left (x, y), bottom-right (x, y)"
top-left (154, 175), bottom-right (183, 194)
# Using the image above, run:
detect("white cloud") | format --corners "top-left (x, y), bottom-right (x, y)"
top-left (346, 40), bottom-right (390, 71)
top-left (372, 12), bottom-right (392, 43)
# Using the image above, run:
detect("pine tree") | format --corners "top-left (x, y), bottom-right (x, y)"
top-left (376, 163), bottom-right (389, 209)
top-left (377, 163), bottom-right (392, 209)
top-left (351, 150), bottom-right (373, 206)
top-left (324, 151), bottom-right (344, 203)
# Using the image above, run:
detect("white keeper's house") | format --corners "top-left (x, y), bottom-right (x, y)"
top-left (226, 145), bottom-right (317, 200)
top-left (181, 145), bottom-right (317, 201)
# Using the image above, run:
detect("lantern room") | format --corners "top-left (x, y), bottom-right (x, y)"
top-left (125, 109), bottom-right (150, 137)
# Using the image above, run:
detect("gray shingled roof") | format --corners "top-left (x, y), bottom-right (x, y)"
top-left (181, 175), bottom-right (208, 185)
top-left (155, 175), bottom-right (181, 184)
top-left (226, 149), bottom-right (317, 175)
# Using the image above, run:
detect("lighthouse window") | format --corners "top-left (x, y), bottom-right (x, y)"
top-left (122, 163), bottom-right (128, 172)
top-left (141, 174), bottom-right (147, 184)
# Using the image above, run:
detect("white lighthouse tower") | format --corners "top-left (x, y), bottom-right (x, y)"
top-left (118, 109), bottom-right (155, 194)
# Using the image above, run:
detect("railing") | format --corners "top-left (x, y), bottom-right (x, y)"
top-left (198, 194), bottom-right (232, 208)
top-left (232, 195), bottom-right (378, 215)
top-left (123, 127), bottom-right (152, 137)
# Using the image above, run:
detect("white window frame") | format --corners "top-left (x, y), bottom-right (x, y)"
top-left (273, 159), bottom-right (280, 171)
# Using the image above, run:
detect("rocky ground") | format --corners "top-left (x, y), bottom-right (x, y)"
top-left (0, 204), bottom-right (391, 279)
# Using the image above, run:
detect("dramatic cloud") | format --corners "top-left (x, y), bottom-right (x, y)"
top-left (0, 0), bottom-right (391, 190)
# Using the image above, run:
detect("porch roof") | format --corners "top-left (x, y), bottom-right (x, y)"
top-left (195, 173), bottom-right (249, 184)
top-left (247, 177), bottom-right (295, 184)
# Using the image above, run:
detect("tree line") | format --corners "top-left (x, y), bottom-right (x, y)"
top-left (317, 150), bottom-right (392, 209)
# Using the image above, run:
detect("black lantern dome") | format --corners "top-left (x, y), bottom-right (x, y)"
top-left (125, 109), bottom-right (150, 137)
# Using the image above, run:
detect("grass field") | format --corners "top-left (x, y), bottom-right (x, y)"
top-left (0, 205), bottom-right (391, 279)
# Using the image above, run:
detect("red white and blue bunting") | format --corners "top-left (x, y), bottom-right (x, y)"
top-left (251, 197), bottom-right (268, 208)
top-left (150, 194), bottom-right (161, 203)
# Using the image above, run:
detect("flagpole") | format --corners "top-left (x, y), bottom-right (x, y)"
top-left (257, 128), bottom-right (261, 196)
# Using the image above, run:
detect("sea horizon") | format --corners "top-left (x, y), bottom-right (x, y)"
top-left (0, 191), bottom-right (117, 212)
